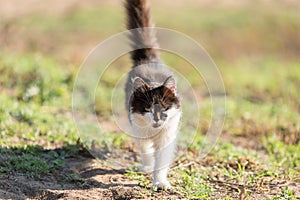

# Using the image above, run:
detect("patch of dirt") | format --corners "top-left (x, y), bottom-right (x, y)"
top-left (221, 130), bottom-right (264, 150)
top-left (196, 156), bottom-right (300, 199)
top-left (0, 151), bottom-right (183, 199)
top-left (1, 135), bottom-right (299, 199)
top-left (0, 155), bottom-right (135, 199)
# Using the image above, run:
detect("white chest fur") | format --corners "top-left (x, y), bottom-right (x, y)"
top-left (129, 107), bottom-right (181, 188)
top-left (130, 107), bottom-right (181, 142)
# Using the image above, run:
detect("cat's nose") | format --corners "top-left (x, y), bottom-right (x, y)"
top-left (153, 104), bottom-right (161, 122)
top-left (153, 121), bottom-right (162, 128)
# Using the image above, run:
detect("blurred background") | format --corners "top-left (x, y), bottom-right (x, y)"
top-left (0, 0), bottom-right (299, 199)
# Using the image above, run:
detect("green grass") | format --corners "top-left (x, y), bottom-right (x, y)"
top-left (0, 1), bottom-right (299, 199)
top-left (0, 145), bottom-right (61, 178)
top-left (0, 53), bottom-right (77, 148)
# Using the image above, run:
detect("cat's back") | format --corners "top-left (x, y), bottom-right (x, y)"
top-left (130, 62), bottom-right (172, 84)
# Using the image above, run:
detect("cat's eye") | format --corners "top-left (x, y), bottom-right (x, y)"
top-left (162, 107), bottom-right (169, 111)
top-left (145, 107), bottom-right (151, 112)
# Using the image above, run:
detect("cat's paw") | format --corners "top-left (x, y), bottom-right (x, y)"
top-left (153, 180), bottom-right (171, 190)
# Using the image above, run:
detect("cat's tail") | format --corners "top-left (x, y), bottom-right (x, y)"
top-left (125, 0), bottom-right (159, 65)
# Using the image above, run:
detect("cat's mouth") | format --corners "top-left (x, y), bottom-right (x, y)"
top-left (152, 121), bottom-right (164, 128)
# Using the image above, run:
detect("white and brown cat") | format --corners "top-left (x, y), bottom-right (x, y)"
top-left (125, 0), bottom-right (181, 189)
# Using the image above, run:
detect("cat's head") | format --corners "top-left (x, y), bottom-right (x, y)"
top-left (130, 76), bottom-right (180, 128)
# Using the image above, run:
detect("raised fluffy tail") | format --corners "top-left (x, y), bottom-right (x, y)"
top-left (125, 0), bottom-right (159, 65)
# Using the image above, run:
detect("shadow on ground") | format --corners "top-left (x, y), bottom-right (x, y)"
top-left (0, 144), bottom-right (143, 199)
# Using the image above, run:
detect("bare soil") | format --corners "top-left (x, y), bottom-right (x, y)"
top-left (0, 150), bottom-right (182, 199)
top-left (1, 145), bottom-right (299, 199)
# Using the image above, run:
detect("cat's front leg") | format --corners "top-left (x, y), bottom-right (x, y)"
top-left (153, 139), bottom-right (176, 189)
top-left (137, 139), bottom-right (155, 173)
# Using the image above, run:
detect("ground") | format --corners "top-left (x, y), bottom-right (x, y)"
top-left (0, 0), bottom-right (299, 199)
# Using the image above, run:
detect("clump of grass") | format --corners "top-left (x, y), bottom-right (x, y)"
top-left (2, 154), bottom-right (50, 177)
top-left (125, 170), bottom-right (150, 188)
top-left (0, 146), bottom-right (66, 178)
top-left (0, 52), bottom-right (73, 105)
top-left (62, 173), bottom-right (87, 186)
top-left (0, 94), bottom-right (78, 147)
top-left (0, 144), bottom-right (86, 179)
top-left (172, 167), bottom-right (213, 199)
top-left (0, 53), bottom-right (77, 147)
top-left (262, 135), bottom-right (300, 175)
top-left (221, 58), bottom-right (300, 109)
top-left (275, 186), bottom-right (297, 200)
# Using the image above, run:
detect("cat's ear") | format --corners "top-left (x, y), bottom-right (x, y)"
top-left (163, 76), bottom-right (176, 94)
top-left (132, 77), bottom-right (150, 91)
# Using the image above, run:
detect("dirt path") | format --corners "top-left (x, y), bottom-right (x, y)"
top-left (0, 153), bottom-right (182, 199)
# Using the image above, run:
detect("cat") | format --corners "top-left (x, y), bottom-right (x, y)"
top-left (124, 0), bottom-right (181, 189)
